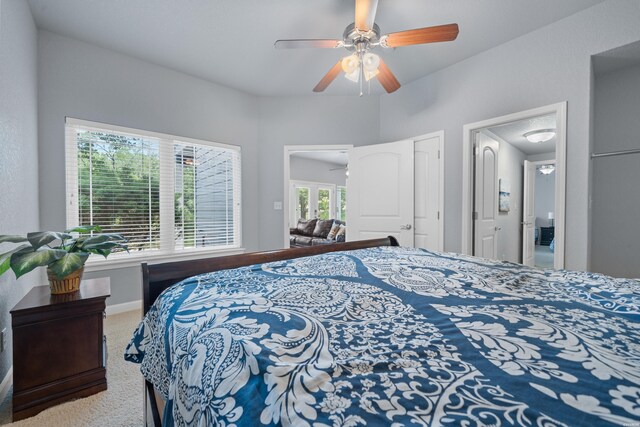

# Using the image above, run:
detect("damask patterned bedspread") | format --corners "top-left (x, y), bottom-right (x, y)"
top-left (125, 246), bottom-right (640, 426)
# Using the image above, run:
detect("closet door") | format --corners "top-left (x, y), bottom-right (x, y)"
top-left (414, 134), bottom-right (442, 251)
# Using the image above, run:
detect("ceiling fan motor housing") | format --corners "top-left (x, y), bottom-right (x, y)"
top-left (343, 23), bottom-right (381, 51)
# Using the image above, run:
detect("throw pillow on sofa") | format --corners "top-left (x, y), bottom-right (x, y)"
top-left (296, 219), bottom-right (317, 236)
top-left (335, 224), bottom-right (346, 242)
top-left (313, 219), bottom-right (334, 238)
top-left (327, 222), bottom-right (341, 240)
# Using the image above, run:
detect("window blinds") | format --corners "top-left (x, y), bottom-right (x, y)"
top-left (65, 118), bottom-right (241, 257)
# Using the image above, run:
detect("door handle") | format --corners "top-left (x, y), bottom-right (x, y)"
top-left (400, 224), bottom-right (412, 230)
top-left (494, 226), bottom-right (502, 231)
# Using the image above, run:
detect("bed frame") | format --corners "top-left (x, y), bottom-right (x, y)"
top-left (141, 237), bottom-right (399, 426)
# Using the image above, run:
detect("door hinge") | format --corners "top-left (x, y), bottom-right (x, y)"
top-left (437, 211), bottom-right (440, 220)
top-left (473, 211), bottom-right (478, 220)
top-left (437, 150), bottom-right (440, 159)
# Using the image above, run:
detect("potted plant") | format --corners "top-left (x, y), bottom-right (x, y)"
top-left (0, 225), bottom-right (127, 294)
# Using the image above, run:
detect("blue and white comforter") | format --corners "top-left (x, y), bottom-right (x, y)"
top-left (125, 246), bottom-right (640, 426)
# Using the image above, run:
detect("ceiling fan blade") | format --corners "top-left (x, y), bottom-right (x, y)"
top-left (383, 23), bottom-right (459, 48)
top-left (355, 0), bottom-right (379, 31)
top-left (376, 59), bottom-right (401, 93)
top-left (313, 61), bottom-right (343, 93)
top-left (275, 39), bottom-right (342, 49)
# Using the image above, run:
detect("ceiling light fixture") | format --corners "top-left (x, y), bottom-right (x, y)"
top-left (341, 51), bottom-right (381, 95)
top-left (539, 164), bottom-right (555, 175)
top-left (524, 129), bottom-right (556, 143)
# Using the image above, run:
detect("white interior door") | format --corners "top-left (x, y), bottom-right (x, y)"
top-left (414, 135), bottom-right (442, 250)
top-left (522, 160), bottom-right (536, 266)
top-left (474, 133), bottom-right (499, 259)
top-left (347, 140), bottom-right (414, 246)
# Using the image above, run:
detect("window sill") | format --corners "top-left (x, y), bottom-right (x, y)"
top-left (83, 247), bottom-right (246, 273)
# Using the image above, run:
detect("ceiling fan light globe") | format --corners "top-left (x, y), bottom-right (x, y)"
top-left (345, 69), bottom-right (360, 82)
top-left (363, 52), bottom-right (380, 72)
top-left (364, 68), bottom-right (379, 81)
top-left (341, 54), bottom-right (360, 74)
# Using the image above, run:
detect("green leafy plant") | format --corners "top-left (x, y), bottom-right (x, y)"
top-left (0, 225), bottom-right (128, 280)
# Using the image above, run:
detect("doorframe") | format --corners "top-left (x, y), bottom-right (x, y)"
top-left (461, 102), bottom-right (567, 269)
top-left (283, 145), bottom-right (353, 248)
top-left (412, 130), bottom-right (445, 251)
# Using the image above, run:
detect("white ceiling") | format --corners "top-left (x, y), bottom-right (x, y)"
top-left (486, 113), bottom-right (556, 156)
top-left (291, 150), bottom-right (348, 167)
top-left (27, 0), bottom-right (605, 96)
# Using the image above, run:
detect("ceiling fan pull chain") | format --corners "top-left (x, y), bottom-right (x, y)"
top-left (359, 50), bottom-right (365, 97)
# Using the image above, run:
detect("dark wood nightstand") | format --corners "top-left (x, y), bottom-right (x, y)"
top-left (540, 226), bottom-right (555, 246)
top-left (11, 277), bottom-right (110, 421)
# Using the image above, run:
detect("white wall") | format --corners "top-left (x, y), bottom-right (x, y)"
top-left (379, 0), bottom-right (640, 271)
top-left (591, 61), bottom-right (640, 278)
top-left (257, 96), bottom-right (380, 250)
top-left (290, 156), bottom-right (347, 187)
top-left (37, 31), bottom-right (260, 305)
top-left (493, 135), bottom-right (526, 263)
top-left (0, 0), bottom-right (39, 383)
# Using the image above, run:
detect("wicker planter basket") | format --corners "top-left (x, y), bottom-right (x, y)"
top-left (47, 266), bottom-right (85, 294)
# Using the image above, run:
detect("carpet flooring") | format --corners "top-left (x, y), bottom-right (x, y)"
top-left (535, 245), bottom-right (555, 268)
top-left (0, 309), bottom-right (144, 426)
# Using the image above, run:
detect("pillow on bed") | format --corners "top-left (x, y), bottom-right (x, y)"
top-left (296, 219), bottom-right (317, 236)
top-left (313, 219), bottom-right (334, 238)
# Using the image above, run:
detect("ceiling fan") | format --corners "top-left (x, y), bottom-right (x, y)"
top-left (275, 0), bottom-right (459, 95)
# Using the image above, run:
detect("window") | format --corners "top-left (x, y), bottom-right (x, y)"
top-left (294, 186), bottom-right (310, 220)
top-left (289, 180), bottom-right (337, 224)
top-left (65, 118), bottom-right (241, 260)
top-left (337, 186), bottom-right (347, 222)
top-left (317, 188), bottom-right (332, 220)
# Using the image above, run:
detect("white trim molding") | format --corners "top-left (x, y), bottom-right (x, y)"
top-left (462, 102), bottom-right (567, 269)
top-left (106, 300), bottom-right (142, 316)
top-left (0, 367), bottom-right (13, 405)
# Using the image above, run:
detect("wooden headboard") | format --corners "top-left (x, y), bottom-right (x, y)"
top-left (142, 237), bottom-right (399, 314)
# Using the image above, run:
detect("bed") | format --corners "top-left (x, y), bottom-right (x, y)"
top-left (125, 237), bottom-right (640, 426)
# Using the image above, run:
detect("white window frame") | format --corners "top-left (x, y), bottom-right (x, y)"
top-left (65, 117), bottom-right (244, 270)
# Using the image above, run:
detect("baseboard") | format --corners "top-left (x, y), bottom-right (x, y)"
top-left (0, 367), bottom-right (13, 404)
top-left (105, 300), bottom-right (142, 316)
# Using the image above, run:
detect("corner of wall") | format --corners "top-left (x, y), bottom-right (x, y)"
top-left (0, 0), bottom-right (40, 384)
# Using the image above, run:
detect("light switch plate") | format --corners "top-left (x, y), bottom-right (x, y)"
top-left (273, 201), bottom-right (283, 210)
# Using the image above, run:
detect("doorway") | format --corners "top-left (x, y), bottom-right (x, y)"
top-left (462, 103), bottom-right (566, 269)
top-left (283, 145), bottom-right (351, 248)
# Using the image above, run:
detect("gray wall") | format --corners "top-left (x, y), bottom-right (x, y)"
top-left (591, 61), bottom-right (640, 278)
top-left (527, 152), bottom-right (556, 162)
top-left (535, 171), bottom-right (556, 230)
top-left (37, 30), bottom-right (382, 303)
top-left (290, 156), bottom-right (347, 187)
top-left (257, 96), bottom-right (380, 250)
top-left (0, 0), bottom-right (39, 383)
top-left (378, 0), bottom-right (640, 271)
top-left (37, 31), bottom-right (260, 305)
top-left (493, 136), bottom-right (526, 263)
